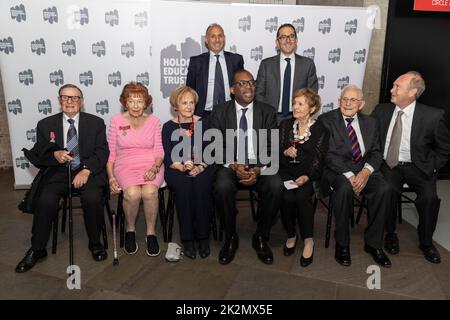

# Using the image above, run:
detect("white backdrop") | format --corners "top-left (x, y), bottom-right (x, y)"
top-left (0, 0), bottom-right (376, 187)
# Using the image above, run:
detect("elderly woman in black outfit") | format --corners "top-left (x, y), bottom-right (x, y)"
top-left (279, 88), bottom-right (329, 267)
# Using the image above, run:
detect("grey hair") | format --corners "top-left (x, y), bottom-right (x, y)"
top-left (205, 23), bottom-right (224, 36)
top-left (340, 84), bottom-right (364, 100)
top-left (406, 71), bottom-right (426, 99)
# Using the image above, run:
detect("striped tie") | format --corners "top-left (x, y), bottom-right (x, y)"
top-left (345, 118), bottom-right (362, 164)
top-left (67, 118), bottom-right (80, 170)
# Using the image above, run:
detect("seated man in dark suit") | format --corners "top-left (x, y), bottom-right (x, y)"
top-left (372, 71), bottom-right (450, 264)
top-left (319, 85), bottom-right (394, 268)
top-left (210, 69), bottom-right (283, 265)
top-left (15, 84), bottom-right (109, 273)
top-left (186, 23), bottom-right (244, 118)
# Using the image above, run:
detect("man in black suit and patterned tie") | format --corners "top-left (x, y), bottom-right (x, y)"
top-left (15, 84), bottom-right (109, 273)
top-left (319, 85), bottom-right (394, 268)
top-left (186, 23), bottom-right (244, 118)
top-left (372, 71), bottom-right (450, 264)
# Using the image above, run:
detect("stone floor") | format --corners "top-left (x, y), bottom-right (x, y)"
top-left (1, 168), bottom-right (449, 300)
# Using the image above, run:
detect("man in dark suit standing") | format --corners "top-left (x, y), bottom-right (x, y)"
top-left (186, 23), bottom-right (244, 118)
top-left (210, 69), bottom-right (283, 265)
top-left (15, 84), bottom-right (109, 273)
top-left (319, 85), bottom-right (394, 268)
top-left (256, 23), bottom-right (318, 121)
top-left (372, 71), bottom-right (450, 264)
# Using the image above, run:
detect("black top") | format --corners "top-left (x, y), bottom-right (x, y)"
top-left (278, 117), bottom-right (329, 181)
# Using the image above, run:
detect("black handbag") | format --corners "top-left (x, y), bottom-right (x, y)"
top-left (18, 168), bottom-right (50, 214)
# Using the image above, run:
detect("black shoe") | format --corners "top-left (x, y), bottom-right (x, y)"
top-left (384, 233), bottom-right (399, 255)
top-left (335, 244), bottom-right (351, 266)
top-left (419, 244), bottom-right (441, 264)
top-left (300, 244), bottom-right (314, 268)
top-left (183, 241), bottom-right (197, 259)
top-left (252, 234), bottom-right (273, 265)
top-left (124, 231), bottom-right (138, 254)
top-left (364, 244), bottom-right (392, 268)
top-left (198, 239), bottom-right (210, 259)
top-left (146, 235), bottom-right (160, 257)
top-left (219, 234), bottom-right (239, 265)
top-left (89, 243), bottom-right (107, 262)
top-left (283, 236), bottom-right (297, 256)
top-left (15, 248), bottom-right (48, 273)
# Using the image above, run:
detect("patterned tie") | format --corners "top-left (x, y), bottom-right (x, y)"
top-left (238, 108), bottom-right (248, 165)
top-left (281, 58), bottom-right (291, 117)
top-left (345, 118), bottom-right (362, 164)
top-left (386, 111), bottom-right (404, 168)
top-left (213, 54), bottom-right (225, 106)
top-left (67, 118), bottom-right (80, 170)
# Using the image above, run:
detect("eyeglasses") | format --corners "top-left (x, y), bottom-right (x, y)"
top-left (232, 80), bottom-right (257, 88)
top-left (60, 95), bottom-right (81, 102)
top-left (340, 97), bottom-right (362, 105)
top-left (127, 99), bottom-right (145, 106)
top-left (277, 34), bottom-right (296, 42)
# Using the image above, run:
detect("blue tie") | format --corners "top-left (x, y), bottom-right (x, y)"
top-left (281, 58), bottom-right (291, 117)
top-left (67, 119), bottom-right (80, 170)
top-left (345, 118), bottom-right (362, 164)
top-left (238, 108), bottom-right (248, 165)
top-left (213, 54), bottom-right (225, 106)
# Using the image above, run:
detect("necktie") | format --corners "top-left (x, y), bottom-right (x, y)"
top-left (67, 118), bottom-right (80, 170)
top-left (386, 111), bottom-right (404, 168)
top-left (345, 118), bottom-right (362, 164)
top-left (213, 54), bottom-right (225, 107)
top-left (238, 108), bottom-right (248, 165)
top-left (281, 58), bottom-right (291, 117)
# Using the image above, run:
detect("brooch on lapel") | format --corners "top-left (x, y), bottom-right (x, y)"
top-left (119, 125), bottom-right (131, 136)
top-left (50, 131), bottom-right (56, 143)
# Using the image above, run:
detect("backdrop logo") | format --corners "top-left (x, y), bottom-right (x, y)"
top-left (322, 102), bottom-right (334, 113)
top-left (19, 69), bottom-right (33, 85)
top-left (136, 72), bottom-right (149, 85)
top-left (121, 42), bottom-right (134, 58)
top-left (292, 18), bottom-right (305, 33)
top-left (353, 49), bottom-right (366, 64)
top-left (337, 76), bottom-right (350, 89)
top-left (16, 157), bottom-right (30, 169)
top-left (26, 129), bottom-right (36, 142)
top-left (38, 99), bottom-right (52, 114)
top-left (302, 47), bottom-right (315, 61)
top-left (0, 37), bottom-right (14, 54)
top-left (105, 9), bottom-right (119, 26)
top-left (108, 71), bottom-right (121, 87)
top-left (229, 45), bottom-right (237, 54)
top-left (31, 38), bottom-right (46, 55)
top-left (250, 46), bottom-right (263, 61)
top-left (265, 17), bottom-right (278, 33)
top-left (79, 71), bottom-right (93, 86)
top-left (49, 70), bottom-right (64, 86)
top-left (318, 75), bottom-right (325, 89)
top-left (8, 99), bottom-right (22, 115)
top-left (62, 40), bottom-right (76, 56)
top-left (10, 4), bottom-right (26, 22)
top-left (74, 8), bottom-right (89, 25)
top-left (43, 6), bottom-right (58, 24)
top-left (92, 41), bottom-right (106, 57)
top-left (318, 18), bottom-right (331, 34)
top-left (96, 100), bottom-right (109, 115)
top-left (345, 19), bottom-right (357, 35)
top-left (238, 16), bottom-right (251, 32)
top-left (135, 11), bottom-right (148, 27)
top-left (160, 37), bottom-right (201, 98)
top-left (328, 48), bottom-right (341, 63)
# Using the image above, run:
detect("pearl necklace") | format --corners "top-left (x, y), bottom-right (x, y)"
top-left (292, 118), bottom-right (315, 144)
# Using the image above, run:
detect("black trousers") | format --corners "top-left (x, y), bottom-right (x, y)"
top-left (214, 167), bottom-right (283, 241)
top-left (280, 181), bottom-right (314, 240)
top-left (380, 162), bottom-right (440, 247)
top-left (31, 167), bottom-right (105, 251)
top-left (165, 167), bottom-right (213, 241)
top-left (324, 170), bottom-right (394, 249)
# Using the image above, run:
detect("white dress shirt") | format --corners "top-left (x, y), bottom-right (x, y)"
top-left (205, 51), bottom-right (231, 111)
top-left (278, 52), bottom-right (296, 113)
top-left (63, 113), bottom-right (80, 148)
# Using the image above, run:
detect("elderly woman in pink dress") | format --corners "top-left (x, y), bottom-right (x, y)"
top-left (107, 82), bottom-right (164, 256)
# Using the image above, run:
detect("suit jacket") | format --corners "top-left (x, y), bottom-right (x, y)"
top-left (209, 100), bottom-right (277, 165)
top-left (31, 111), bottom-right (109, 185)
top-left (371, 102), bottom-right (450, 177)
top-left (186, 51), bottom-right (244, 117)
top-left (319, 109), bottom-right (382, 175)
top-left (256, 53), bottom-right (318, 110)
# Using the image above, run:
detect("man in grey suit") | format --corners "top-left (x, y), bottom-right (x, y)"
top-left (256, 23), bottom-right (318, 120)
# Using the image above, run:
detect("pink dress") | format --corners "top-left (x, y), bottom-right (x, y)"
top-left (108, 113), bottom-right (165, 190)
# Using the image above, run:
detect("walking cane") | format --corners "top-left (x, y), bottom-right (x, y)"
top-left (67, 158), bottom-right (74, 272)
top-left (112, 210), bottom-right (119, 266)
